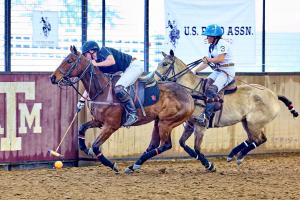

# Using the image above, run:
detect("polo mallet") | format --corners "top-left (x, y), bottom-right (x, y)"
top-left (48, 111), bottom-right (79, 157)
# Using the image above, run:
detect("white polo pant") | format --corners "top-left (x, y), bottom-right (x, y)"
top-left (116, 60), bottom-right (144, 88)
top-left (207, 67), bottom-right (235, 92)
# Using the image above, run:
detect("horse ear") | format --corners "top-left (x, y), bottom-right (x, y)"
top-left (70, 45), bottom-right (73, 52)
top-left (162, 51), bottom-right (167, 57)
top-left (170, 49), bottom-right (174, 57)
top-left (73, 46), bottom-right (78, 54)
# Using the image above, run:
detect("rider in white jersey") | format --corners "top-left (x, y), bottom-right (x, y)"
top-left (193, 24), bottom-right (236, 127)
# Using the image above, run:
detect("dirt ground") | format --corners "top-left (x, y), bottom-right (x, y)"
top-left (1, 153), bottom-right (300, 200)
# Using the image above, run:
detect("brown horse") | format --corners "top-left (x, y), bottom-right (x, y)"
top-left (50, 46), bottom-right (194, 173)
top-left (155, 50), bottom-right (299, 172)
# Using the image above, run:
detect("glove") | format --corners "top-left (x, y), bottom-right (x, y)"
top-left (77, 100), bottom-right (85, 112)
top-left (202, 56), bottom-right (209, 64)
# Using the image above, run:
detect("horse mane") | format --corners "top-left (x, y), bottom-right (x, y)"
top-left (173, 55), bottom-right (188, 70)
top-left (172, 55), bottom-right (202, 85)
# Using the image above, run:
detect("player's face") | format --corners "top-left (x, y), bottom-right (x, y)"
top-left (84, 50), bottom-right (97, 60)
top-left (207, 36), bottom-right (215, 44)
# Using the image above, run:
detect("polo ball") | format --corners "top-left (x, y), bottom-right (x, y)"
top-left (54, 161), bottom-right (63, 169)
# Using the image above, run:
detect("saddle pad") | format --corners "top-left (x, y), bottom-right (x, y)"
top-left (128, 81), bottom-right (160, 108)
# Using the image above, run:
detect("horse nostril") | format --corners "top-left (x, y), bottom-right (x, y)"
top-left (50, 75), bottom-right (57, 84)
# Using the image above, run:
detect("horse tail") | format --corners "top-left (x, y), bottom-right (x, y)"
top-left (278, 95), bottom-right (299, 117)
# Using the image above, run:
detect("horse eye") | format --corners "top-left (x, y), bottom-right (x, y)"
top-left (67, 59), bottom-right (73, 64)
top-left (162, 62), bottom-right (169, 67)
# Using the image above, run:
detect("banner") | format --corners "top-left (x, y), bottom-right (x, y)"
top-left (32, 11), bottom-right (59, 47)
top-left (164, 0), bottom-right (256, 68)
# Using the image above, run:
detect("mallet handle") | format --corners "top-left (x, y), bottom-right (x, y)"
top-left (55, 111), bottom-right (78, 152)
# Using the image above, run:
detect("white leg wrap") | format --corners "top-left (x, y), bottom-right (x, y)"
top-left (133, 163), bottom-right (141, 170)
top-left (88, 148), bottom-right (95, 157)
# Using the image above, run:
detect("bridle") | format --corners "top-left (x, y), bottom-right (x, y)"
top-left (57, 53), bottom-right (91, 86)
top-left (155, 55), bottom-right (206, 98)
top-left (155, 56), bottom-right (202, 82)
top-left (57, 52), bottom-right (109, 101)
top-left (155, 57), bottom-right (176, 81)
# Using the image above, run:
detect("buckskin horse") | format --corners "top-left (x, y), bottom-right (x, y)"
top-left (155, 50), bottom-right (299, 172)
top-left (50, 46), bottom-right (194, 174)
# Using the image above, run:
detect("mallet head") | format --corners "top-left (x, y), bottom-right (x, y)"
top-left (48, 150), bottom-right (63, 157)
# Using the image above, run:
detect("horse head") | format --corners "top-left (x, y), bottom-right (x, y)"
top-left (155, 50), bottom-right (205, 93)
top-left (155, 50), bottom-right (176, 81)
top-left (50, 45), bottom-right (92, 86)
top-left (155, 50), bottom-right (191, 81)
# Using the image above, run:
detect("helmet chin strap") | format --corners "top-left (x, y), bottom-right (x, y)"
top-left (209, 37), bottom-right (221, 54)
top-left (212, 37), bottom-right (220, 45)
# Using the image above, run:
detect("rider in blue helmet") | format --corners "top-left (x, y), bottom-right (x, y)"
top-left (77, 40), bottom-right (144, 127)
top-left (192, 24), bottom-right (235, 127)
top-left (202, 24), bottom-right (224, 37)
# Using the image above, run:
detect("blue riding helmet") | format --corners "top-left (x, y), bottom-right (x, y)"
top-left (202, 24), bottom-right (224, 37)
top-left (82, 41), bottom-right (100, 54)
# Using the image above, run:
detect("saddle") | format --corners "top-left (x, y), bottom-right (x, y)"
top-left (90, 72), bottom-right (160, 115)
top-left (128, 72), bottom-right (160, 109)
top-left (202, 78), bottom-right (237, 96)
top-left (103, 72), bottom-right (160, 116)
top-left (193, 78), bottom-right (238, 128)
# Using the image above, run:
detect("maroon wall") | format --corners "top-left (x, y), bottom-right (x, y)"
top-left (0, 73), bottom-right (78, 163)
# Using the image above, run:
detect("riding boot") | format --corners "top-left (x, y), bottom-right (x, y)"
top-left (195, 102), bottom-right (217, 126)
top-left (115, 85), bottom-right (138, 126)
top-left (195, 85), bottom-right (219, 127)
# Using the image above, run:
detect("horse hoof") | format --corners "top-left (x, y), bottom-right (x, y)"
top-left (206, 162), bottom-right (216, 172)
top-left (113, 163), bottom-right (120, 174)
top-left (124, 164), bottom-right (141, 174)
top-left (227, 156), bottom-right (234, 162)
top-left (236, 158), bottom-right (244, 165)
top-left (124, 165), bottom-right (134, 174)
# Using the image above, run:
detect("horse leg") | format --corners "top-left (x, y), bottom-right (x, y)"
top-left (227, 140), bottom-right (250, 162)
top-left (227, 119), bottom-right (257, 162)
top-left (78, 120), bottom-right (101, 156)
top-left (145, 119), bottom-right (160, 153)
top-left (125, 122), bottom-right (173, 174)
top-left (236, 130), bottom-right (267, 165)
top-left (179, 120), bottom-right (197, 158)
top-left (193, 125), bottom-right (216, 172)
top-left (91, 125), bottom-right (119, 173)
top-left (227, 119), bottom-right (267, 165)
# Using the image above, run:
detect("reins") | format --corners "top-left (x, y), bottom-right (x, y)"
top-left (168, 59), bottom-right (202, 82)
top-left (58, 53), bottom-right (110, 101)
top-left (155, 58), bottom-right (202, 82)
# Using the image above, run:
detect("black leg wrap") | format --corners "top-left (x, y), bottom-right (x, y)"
top-left (97, 154), bottom-right (115, 169)
top-left (135, 143), bottom-right (172, 165)
top-left (78, 124), bottom-right (89, 154)
top-left (237, 141), bottom-right (258, 160)
top-left (182, 145), bottom-right (197, 158)
top-left (195, 149), bottom-right (210, 168)
top-left (145, 143), bottom-right (159, 153)
top-left (78, 137), bottom-right (88, 153)
top-left (92, 146), bottom-right (114, 169)
top-left (79, 124), bottom-right (87, 136)
top-left (228, 141), bottom-right (250, 158)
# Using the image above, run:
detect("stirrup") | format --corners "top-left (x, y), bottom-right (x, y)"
top-left (123, 114), bottom-right (138, 127)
